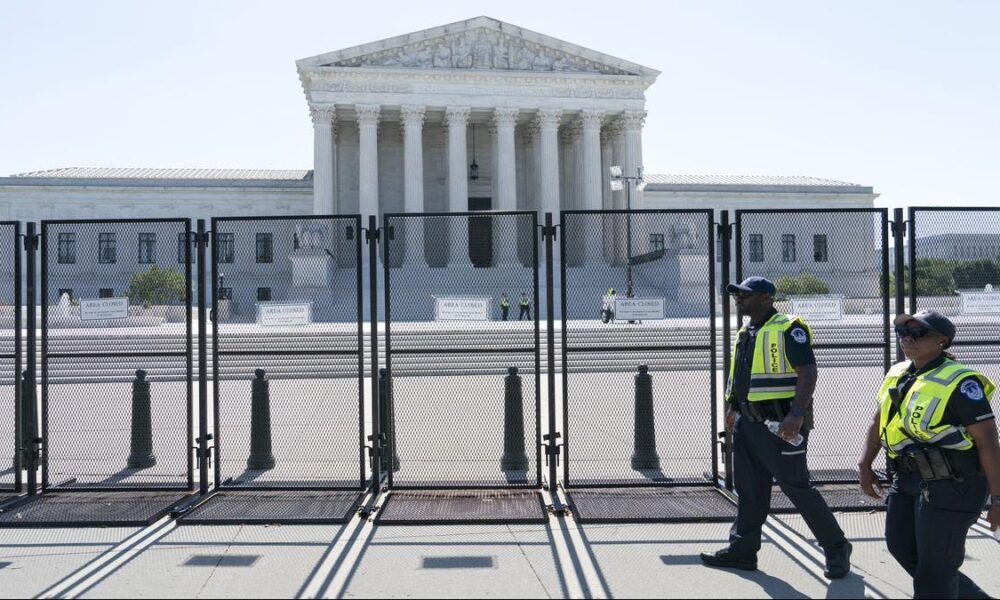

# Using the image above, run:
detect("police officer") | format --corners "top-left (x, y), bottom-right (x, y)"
top-left (702, 276), bottom-right (852, 578)
top-left (518, 292), bottom-right (531, 321)
top-left (499, 293), bottom-right (510, 321)
top-left (858, 311), bottom-right (1000, 599)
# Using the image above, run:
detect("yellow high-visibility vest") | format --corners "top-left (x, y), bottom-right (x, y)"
top-left (726, 313), bottom-right (811, 403)
top-left (878, 359), bottom-right (995, 458)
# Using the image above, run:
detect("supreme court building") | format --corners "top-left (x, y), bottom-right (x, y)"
top-left (0, 17), bottom-right (878, 315)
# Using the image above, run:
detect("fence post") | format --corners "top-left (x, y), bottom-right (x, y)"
top-left (501, 367), bottom-right (528, 471)
top-left (247, 369), bottom-right (275, 470)
top-left (378, 368), bottom-right (399, 472)
top-left (127, 369), bottom-right (156, 469)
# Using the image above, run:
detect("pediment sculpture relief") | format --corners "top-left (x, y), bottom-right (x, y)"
top-left (330, 30), bottom-right (631, 75)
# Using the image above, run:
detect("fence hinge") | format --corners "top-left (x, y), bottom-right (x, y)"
top-left (890, 220), bottom-right (908, 238)
top-left (193, 231), bottom-right (211, 247)
top-left (540, 224), bottom-right (558, 241)
top-left (715, 222), bottom-right (732, 241)
top-left (23, 233), bottom-right (39, 252)
top-left (364, 227), bottom-right (380, 243)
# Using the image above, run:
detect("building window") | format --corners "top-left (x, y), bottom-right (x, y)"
top-left (257, 287), bottom-right (272, 302)
top-left (648, 233), bottom-right (664, 253)
top-left (99, 288), bottom-right (114, 298)
top-left (138, 233), bottom-right (156, 264)
top-left (813, 235), bottom-right (828, 263)
top-left (98, 233), bottom-right (116, 264)
top-left (178, 232), bottom-right (196, 264)
top-left (256, 233), bottom-right (273, 263)
top-left (217, 233), bottom-right (235, 264)
top-left (748, 234), bottom-right (764, 263)
top-left (57, 233), bottom-right (76, 264)
top-left (782, 234), bottom-right (797, 263)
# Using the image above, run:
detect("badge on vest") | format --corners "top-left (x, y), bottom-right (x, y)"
top-left (960, 379), bottom-right (985, 401)
top-left (790, 327), bottom-right (808, 344)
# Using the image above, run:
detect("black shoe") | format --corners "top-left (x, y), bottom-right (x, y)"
top-left (824, 542), bottom-right (853, 579)
top-left (700, 549), bottom-right (758, 571)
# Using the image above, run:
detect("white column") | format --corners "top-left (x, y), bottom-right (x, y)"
top-left (623, 110), bottom-right (646, 209)
top-left (536, 109), bottom-right (562, 216)
top-left (600, 123), bottom-right (614, 261)
top-left (609, 119), bottom-right (626, 264)
top-left (356, 104), bottom-right (381, 221)
top-left (311, 107), bottom-right (336, 216)
top-left (445, 106), bottom-right (472, 267)
top-left (401, 105), bottom-right (427, 266)
top-left (563, 121), bottom-right (583, 265)
top-left (581, 110), bottom-right (604, 264)
top-left (493, 107), bottom-right (519, 263)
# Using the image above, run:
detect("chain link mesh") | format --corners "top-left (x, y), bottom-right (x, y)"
top-left (212, 216), bottom-right (364, 490)
top-left (561, 210), bottom-right (716, 487)
top-left (41, 219), bottom-right (193, 490)
top-left (0, 223), bottom-right (19, 492)
top-left (910, 208), bottom-right (1000, 395)
top-left (383, 213), bottom-right (541, 488)
top-left (736, 210), bottom-right (890, 482)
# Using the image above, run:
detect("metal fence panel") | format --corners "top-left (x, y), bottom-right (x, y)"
top-left (910, 208), bottom-right (1000, 389)
top-left (383, 212), bottom-right (541, 489)
top-left (40, 219), bottom-right (193, 491)
top-left (0, 222), bottom-right (20, 494)
top-left (735, 209), bottom-right (890, 485)
top-left (211, 216), bottom-right (365, 491)
top-left (561, 210), bottom-right (717, 488)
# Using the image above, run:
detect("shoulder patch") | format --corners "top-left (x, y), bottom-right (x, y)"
top-left (790, 327), bottom-right (808, 344)
top-left (960, 379), bottom-right (985, 401)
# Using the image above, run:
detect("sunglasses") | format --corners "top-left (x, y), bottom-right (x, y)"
top-left (894, 326), bottom-right (933, 340)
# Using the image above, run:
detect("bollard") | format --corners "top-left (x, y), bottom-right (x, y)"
top-left (378, 368), bottom-right (400, 472)
top-left (247, 369), bottom-right (275, 470)
top-left (630, 365), bottom-right (661, 470)
top-left (501, 367), bottom-right (529, 471)
top-left (127, 369), bottom-right (157, 469)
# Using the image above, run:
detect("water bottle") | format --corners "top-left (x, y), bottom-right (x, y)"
top-left (765, 420), bottom-right (803, 447)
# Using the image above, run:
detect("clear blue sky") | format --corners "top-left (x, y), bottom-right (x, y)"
top-left (1, 1), bottom-right (997, 207)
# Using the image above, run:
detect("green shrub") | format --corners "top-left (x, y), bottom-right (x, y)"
top-left (127, 266), bottom-right (186, 308)
top-left (775, 272), bottom-right (831, 300)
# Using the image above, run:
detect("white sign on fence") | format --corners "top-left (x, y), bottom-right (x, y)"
top-left (960, 291), bottom-right (1000, 315)
top-left (790, 296), bottom-right (843, 321)
top-left (615, 298), bottom-right (666, 321)
top-left (257, 303), bottom-right (312, 326)
top-left (80, 297), bottom-right (130, 321)
top-left (434, 297), bottom-right (491, 321)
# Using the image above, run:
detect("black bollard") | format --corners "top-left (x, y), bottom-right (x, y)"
top-left (630, 365), bottom-right (661, 470)
top-left (501, 367), bottom-right (529, 471)
top-left (127, 369), bottom-right (156, 469)
top-left (248, 369), bottom-right (275, 470)
top-left (378, 368), bottom-right (400, 472)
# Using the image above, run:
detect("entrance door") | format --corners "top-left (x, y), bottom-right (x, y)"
top-left (469, 197), bottom-right (493, 268)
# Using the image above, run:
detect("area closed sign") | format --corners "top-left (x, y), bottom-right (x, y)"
top-left (80, 297), bottom-right (129, 321)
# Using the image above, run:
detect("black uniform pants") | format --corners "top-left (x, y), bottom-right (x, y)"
top-left (886, 472), bottom-right (989, 599)
top-left (519, 306), bottom-right (530, 320)
top-left (501, 306), bottom-right (509, 321)
top-left (728, 417), bottom-right (847, 557)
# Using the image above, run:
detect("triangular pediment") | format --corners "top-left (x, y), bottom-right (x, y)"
top-left (297, 16), bottom-right (658, 77)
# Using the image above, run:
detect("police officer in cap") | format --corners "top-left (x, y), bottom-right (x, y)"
top-left (702, 276), bottom-right (852, 578)
top-left (858, 310), bottom-right (1000, 599)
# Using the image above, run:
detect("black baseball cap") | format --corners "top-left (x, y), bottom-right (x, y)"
top-left (726, 276), bottom-right (776, 296)
top-left (894, 310), bottom-right (956, 345)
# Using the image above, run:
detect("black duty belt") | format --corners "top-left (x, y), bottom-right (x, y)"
top-left (890, 447), bottom-right (975, 482)
top-left (739, 399), bottom-right (790, 423)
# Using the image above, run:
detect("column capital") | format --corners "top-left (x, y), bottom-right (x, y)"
top-left (580, 109), bottom-right (605, 130)
top-left (535, 108), bottom-right (563, 129)
top-left (310, 107), bottom-right (336, 126)
top-left (560, 120), bottom-right (582, 144)
top-left (356, 103), bottom-right (382, 125)
top-left (400, 104), bottom-right (426, 127)
top-left (622, 110), bottom-right (647, 130)
top-left (445, 106), bottom-right (471, 127)
top-left (492, 106), bottom-right (520, 128)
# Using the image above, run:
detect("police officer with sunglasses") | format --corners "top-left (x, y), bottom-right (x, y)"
top-left (858, 310), bottom-right (1000, 599)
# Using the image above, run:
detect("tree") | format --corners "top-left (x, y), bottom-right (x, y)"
top-left (913, 258), bottom-right (956, 296)
top-left (127, 266), bottom-right (186, 308)
top-left (953, 259), bottom-right (1000, 290)
top-left (775, 272), bottom-right (831, 299)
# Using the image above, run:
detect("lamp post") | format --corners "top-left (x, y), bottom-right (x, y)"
top-left (608, 165), bottom-right (646, 297)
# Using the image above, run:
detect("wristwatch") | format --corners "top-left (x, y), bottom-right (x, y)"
top-left (789, 404), bottom-right (806, 418)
